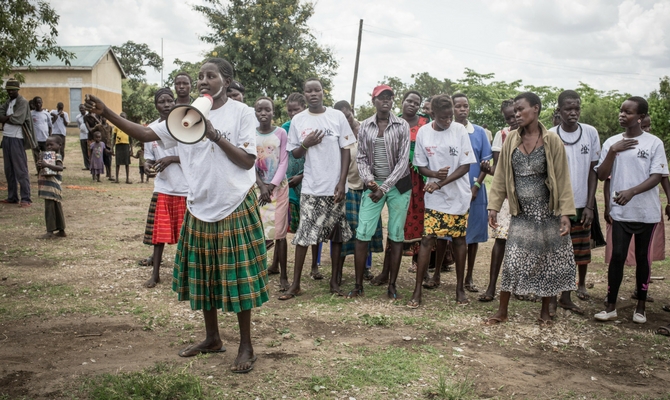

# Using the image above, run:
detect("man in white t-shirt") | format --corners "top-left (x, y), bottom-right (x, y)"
top-left (549, 90), bottom-right (601, 315)
top-left (50, 102), bottom-right (69, 158)
top-left (31, 96), bottom-right (52, 151)
top-left (281, 78), bottom-right (356, 300)
top-left (75, 105), bottom-right (90, 170)
top-left (407, 95), bottom-right (476, 308)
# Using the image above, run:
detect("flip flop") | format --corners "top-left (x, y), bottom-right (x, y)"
top-left (387, 290), bottom-right (401, 300)
top-left (347, 287), bottom-right (364, 298)
top-left (464, 284), bottom-right (479, 293)
top-left (422, 280), bottom-right (440, 290)
top-left (363, 270), bottom-right (374, 281)
top-left (478, 294), bottom-right (495, 302)
top-left (267, 268), bottom-right (280, 275)
top-left (537, 318), bottom-right (554, 327)
top-left (557, 301), bottom-right (585, 315)
top-left (278, 290), bottom-right (302, 300)
top-left (576, 291), bottom-right (591, 301)
top-left (369, 277), bottom-right (388, 286)
top-left (178, 345), bottom-right (226, 357)
top-left (483, 316), bottom-right (507, 325)
top-left (406, 299), bottom-right (420, 309)
top-left (310, 271), bottom-right (324, 280)
top-left (663, 305), bottom-right (670, 312)
top-left (656, 326), bottom-right (670, 337)
top-left (330, 289), bottom-right (346, 297)
top-left (456, 299), bottom-right (470, 305)
top-left (408, 262), bottom-right (418, 273)
top-left (231, 355), bottom-right (257, 374)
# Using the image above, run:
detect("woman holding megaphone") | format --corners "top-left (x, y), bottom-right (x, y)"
top-left (85, 58), bottom-right (268, 374)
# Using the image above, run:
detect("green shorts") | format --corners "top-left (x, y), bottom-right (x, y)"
top-left (356, 182), bottom-right (410, 242)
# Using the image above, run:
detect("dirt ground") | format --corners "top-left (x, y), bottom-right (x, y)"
top-left (1, 131), bottom-right (670, 399)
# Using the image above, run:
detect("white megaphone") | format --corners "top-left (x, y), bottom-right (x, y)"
top-left (166, 94), bottom-right (213, 144)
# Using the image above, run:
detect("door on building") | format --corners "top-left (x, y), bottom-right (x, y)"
top-left (69, 88), bottom-right (82, 124)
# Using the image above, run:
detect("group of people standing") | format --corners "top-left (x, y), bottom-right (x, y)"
top-left (14, 53), bottom-right (657, 374)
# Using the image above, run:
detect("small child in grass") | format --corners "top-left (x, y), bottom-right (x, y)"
top-left (37, 136), bottom-right (66, 238)
top-left (90, 131), bottom-right (111, 182)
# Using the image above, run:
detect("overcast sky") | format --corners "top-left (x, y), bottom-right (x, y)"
top-left (55, 0), bottom-right (669, 107)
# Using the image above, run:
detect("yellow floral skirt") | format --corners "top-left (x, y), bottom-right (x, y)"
top-left (423, 208), bottom-right (468, 238)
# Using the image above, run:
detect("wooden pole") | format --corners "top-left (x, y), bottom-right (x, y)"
top-left (350, 19), bottom-right (363, 110)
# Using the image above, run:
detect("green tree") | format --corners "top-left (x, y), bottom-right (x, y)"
top-left (0, 0), bottom-right (73, 102)
top-left (112, 41), bottom-right (164, 123)
top-left (453, 68), bottom-right (522, 132)
top-left (165, 58), bottom-right (202, 94)
top-left (648, 76), bottom-right (670, 155)
top-left (576, 82), bottom-right (629, 142)
top-left (195, 0), bottom-right (338, 106)
top-left (409, 72), bottom-right (455, 99)
top-left (524, 84), bottom-right (562, 127)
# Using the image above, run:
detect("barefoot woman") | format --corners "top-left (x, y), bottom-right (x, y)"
top-left (486, 92), bottom-right (576, 325)
top-left (85, 58), bottom-right (268, 373)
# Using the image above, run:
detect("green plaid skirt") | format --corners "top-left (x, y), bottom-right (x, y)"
top-left (173, 190), bottom-right (269, 312)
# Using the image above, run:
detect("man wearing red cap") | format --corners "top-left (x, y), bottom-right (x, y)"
top-left (0, 79), bottom-right (33, 207)
top-left (346, 84), bottom-right (411, 299)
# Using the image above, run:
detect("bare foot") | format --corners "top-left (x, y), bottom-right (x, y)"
top-left (144, 276), bottom-right (160, 288)
top-left (178, 338), bottom-right (225, 357)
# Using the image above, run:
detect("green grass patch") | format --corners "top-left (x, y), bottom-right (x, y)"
top-left (359, 313), bottom-right (393, 327)
top-left (424, 371), bottom-right (476, 400)
top-left (79, 362), bottom-right (205, 400)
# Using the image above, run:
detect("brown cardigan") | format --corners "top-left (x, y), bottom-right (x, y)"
top-left (488, 122), bottom-right (575, 217)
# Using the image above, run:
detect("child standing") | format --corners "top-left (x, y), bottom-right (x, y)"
top-left (90, 131), bottom-right (109, 182)
top-left (254, 97), bottom-right (290, 290)
top-left (37, 136), bottom-right (66, 238)
top-left (407, 95), bottom-right (476, 308)
top-left (113, 112), bottom-right (133, 184)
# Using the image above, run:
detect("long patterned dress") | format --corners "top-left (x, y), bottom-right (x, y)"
top-left (403, 114), bottom-right (430, 253)
top-left (500, 146), bottom-right (577, 297)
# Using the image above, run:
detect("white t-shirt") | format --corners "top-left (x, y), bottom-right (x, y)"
top-left (287, 108), bottom-right (356, 196)
top-left (31, 110), bottom-right (52, 142)
top-left (50, 110), bottom-right (69, 136)
top-left (145, 121), bottom-right (188, 197)
top-left (76, 113), bottom-right (88, 140)
top-left (150, 99), bottom-right (257, 222)
top-left (491, 127), bottom-right (510, 153)
top-left (597, 132), bottom-right (668, 224)
top-left (413, 122), bottom-right (476, 215)
top-left (549, 123), bottom-right (601, 208)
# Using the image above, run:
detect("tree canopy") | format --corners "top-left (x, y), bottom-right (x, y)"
top-left (195, 0), bottom-right (338, 106)
top-left (112, 41), bottom-right (163, 123)
top-left (0, 0), bottom-right (72, 102)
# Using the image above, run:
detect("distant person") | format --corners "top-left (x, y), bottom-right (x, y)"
top-left (174, 72), bottom-right (193, 106)
top-left (76, 104), bottom-right (90, 170)
top-left (50, 102), bottom-right (69, 158)
top-left (36, 136), bottom-right (66, 238)
top-left (0, 79), bottom-right (33, 207)
top-left (482, 123), bottom-right (493, 143)
top-left (228, 81), bottom-right (245, 103)
top-left (90, 116), bottom-right (114, 180)
top-left (113, 112), bottom-right (133, 184)
top-left (422, 96), bottom-right (433, 118)
top-left (89, 131), bottom-right (110, 182)
top-left (31, 96), bottom-right (52, 151)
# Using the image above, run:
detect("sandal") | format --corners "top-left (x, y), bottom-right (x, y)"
top-left (478, 294), bottom-right (495, 302)
top-left (363, 269), bottom-right (374, 281)
top-left (656, 326), bottom-right (670, 337)
top-left (138, 257), bottom-right (153, 266)
top-left (406, 299), bottom-right (420, 309)
top-left (408, 262), bottom-right (418, 273)
top-left (278, 290), bottom-right (302, 301)
top-left (483, 316), bottom-right (507, 325)
top-left (387, 289), bottom-right (401, 300)
top-left (422, 280), bottom-right (440, 290)
top-left (178, 345), bottom-right (226, 357)
top-left (347, 287), bottom-right (364, 298)
top-left (576, 290), bottom-right (591, 301)
top-left (267, 268), bottom-right (280, 275)
top-left (310, 271), bottom-right (324, 280)
top-left (231, 355), bottom-right (257, 374)
top-left (464, 283), bottom-right (479, 293)
top-left (663, 305), bottom-right (670, 312)
top-left (557, 300), bottom-right (585, 315)
top-left (537, 318), bottom-right (554, 327)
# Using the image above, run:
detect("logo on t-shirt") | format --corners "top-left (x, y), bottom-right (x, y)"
top-left (449, 146), bottom-right (459, 156)
top-left (637, 149), bottom-right (649, 159)
top-left (581, 144), bottom-right (589, 155)
top-left (425, 146), bottom-right (437, 157)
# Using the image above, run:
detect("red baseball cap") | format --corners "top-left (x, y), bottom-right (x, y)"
top-left (372, 84), bottom-right (394, 99)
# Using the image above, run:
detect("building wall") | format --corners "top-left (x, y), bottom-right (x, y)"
top-left (7, 50), bottom-right (124, 119)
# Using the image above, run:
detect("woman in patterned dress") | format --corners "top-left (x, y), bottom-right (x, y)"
top-left (486, 92), bottom-right (576, 326)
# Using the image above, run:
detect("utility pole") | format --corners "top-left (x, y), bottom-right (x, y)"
top-left (160, 38), bottom-right (164, 87)
top-left (350, 19), bottom-right (363, 110)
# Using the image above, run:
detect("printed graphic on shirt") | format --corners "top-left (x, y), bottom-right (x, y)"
top-left (581, 144), bottom-right (589, 155)
top-left (256, 134), bottom-right (281, 183)
top-left (449, 146), bottom-right (459, 156)
top-left (300, 127), bottom-right (336, 139)
top-left (637, 149), bottom-right (649, 159)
